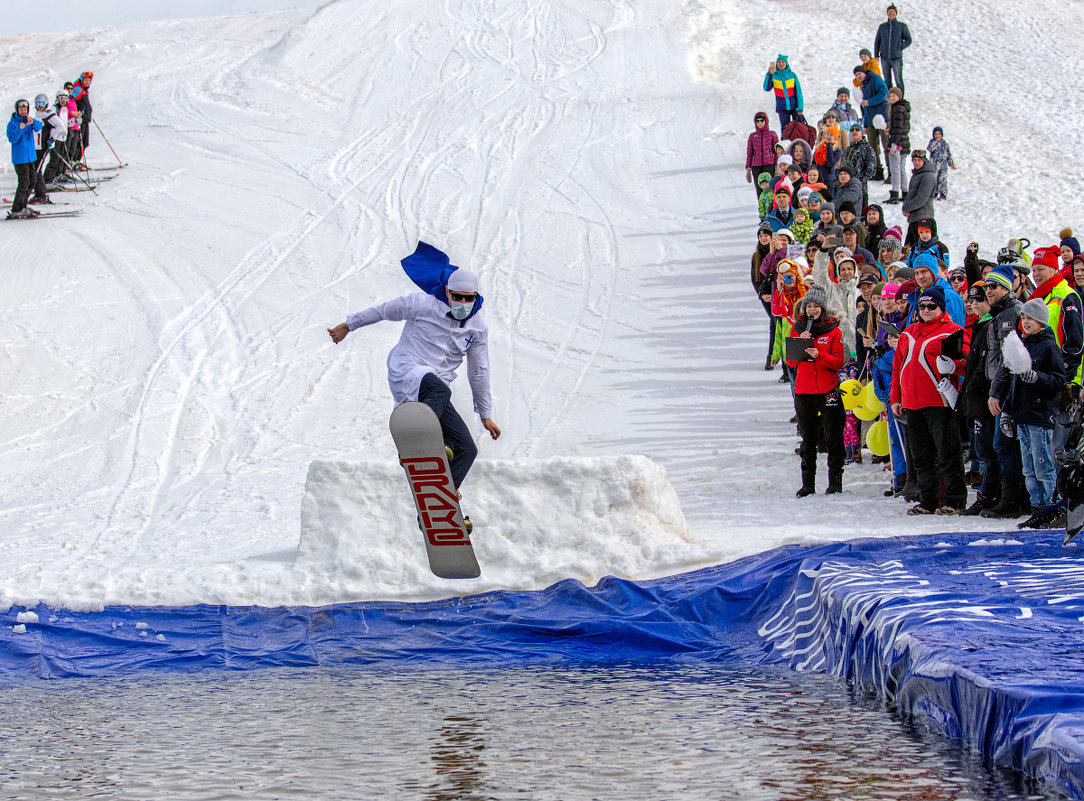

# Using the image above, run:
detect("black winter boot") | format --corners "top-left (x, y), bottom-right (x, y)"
top-left (960, 492), bottom-right (999, 516)
top-left (981, 482), bottom-right (1028, 519)
top-left (885, 191), bottom-right (901, 205)
top-left (825, 472), bottom-right (843, 494)
top-left (796, 473), bottom-right (816, 498)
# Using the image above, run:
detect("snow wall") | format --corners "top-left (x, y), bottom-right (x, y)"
top-left (4, 531), bottom-right (1084, 797)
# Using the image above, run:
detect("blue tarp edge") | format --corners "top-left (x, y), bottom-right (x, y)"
top-left (2, 530), bottom-right (1083, 797)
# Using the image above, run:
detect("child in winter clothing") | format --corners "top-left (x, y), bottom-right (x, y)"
top-left (927, 127), bottom-right (955, 200)
top-left (886, 87), bottom-right (911, 204)
top-left (791, 207), bottom-right (815, 244)
top-left (757, 172), bottom-right (773, 219)
top-left (1004, 300), bottom-right (1066, 513)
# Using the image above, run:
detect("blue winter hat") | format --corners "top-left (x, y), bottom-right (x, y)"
top-left (985, 262), bottom-right (1015, 291)
top-left (933, 126), bottom-right (944, 137)
top-left (911, 252), bottom-right (939, 276)
top-left (918, 285), bottom-right (947, 311)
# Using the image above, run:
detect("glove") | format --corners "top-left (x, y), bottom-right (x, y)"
top-left (746, 169), bottom-right (752, 184)
top-left (1020, 369), bottom-right (1038, 384)
top-left (936, 355), bottom-right (955, 375)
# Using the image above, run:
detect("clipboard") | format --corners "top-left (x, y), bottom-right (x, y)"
top-left (878, 321), bottom-right (901, 338)
top-left (940, 328), bottom-right (965, 360)
top-left (785, 336), bottom-right (816, 362)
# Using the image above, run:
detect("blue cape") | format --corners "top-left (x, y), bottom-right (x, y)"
top-left (400, 241), bottom-right (484, 317)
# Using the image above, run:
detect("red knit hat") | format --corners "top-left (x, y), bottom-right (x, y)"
top-left (1032, 246), bottom-right (1062, 272)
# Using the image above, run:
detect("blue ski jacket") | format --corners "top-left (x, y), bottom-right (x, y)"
top-left (7, 113), bottom-right (41, 165)
top-left (859, 73), bottom-right (890, 129)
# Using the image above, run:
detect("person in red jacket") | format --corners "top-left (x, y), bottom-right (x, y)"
top-left (746, 111), bottom-right (779, 199)
top-left (787, 285), bottom-right (846, 497)
top-left (890, 285), bottom-right (969, 515)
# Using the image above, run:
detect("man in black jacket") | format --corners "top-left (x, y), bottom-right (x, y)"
top-left (874, 4), bottom-right (912, 93)
top-left (981, 263), bottom-right (1028, 518)
top-left (961, 283), bottom-right (997, 514)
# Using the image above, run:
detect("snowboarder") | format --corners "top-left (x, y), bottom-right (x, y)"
top-left (327, 242), bottom-right (501, 490)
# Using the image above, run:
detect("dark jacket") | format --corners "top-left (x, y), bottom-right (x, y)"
top-left (840, 138), bottom-right (877, 185)
top-left (961, 314), bottom-right (993, 417)
top-left (1001, 326), bottom-right (1066, 428)
top-left (887, 99), bottom-right (911, 151)
top-left (901, 160), bottom-right (937, 218)
top-left (833, 177), bottom-right (864, 213)
top-left (73, 78), bottom-right (92, 125)
top-left (859, 73), bottom-right (890, 129)
top-left (986, 293), bottom-right (1024, 397)
top-left (875, 19), bottom-right (912, 61)
top-left (864, 205), bottom-right (888, 253)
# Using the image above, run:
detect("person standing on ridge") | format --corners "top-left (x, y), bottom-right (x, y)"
top-left (6, 99), bottom-right (42, 219)
top-left (874, 4), bottom-right (912, 93)
top-left (764, 55), bottom-right (803, 133)
top-left (327, 242), bottom-right (501, 492)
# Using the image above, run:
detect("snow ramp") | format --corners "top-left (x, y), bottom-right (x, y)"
top-left (295, 455), bottom-right (698, 598)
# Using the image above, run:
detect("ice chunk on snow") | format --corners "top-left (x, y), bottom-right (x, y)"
top-left (15, 611), bottom-right (38, 624)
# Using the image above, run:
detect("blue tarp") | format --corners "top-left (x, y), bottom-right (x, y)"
top-left (3, 531), bottom-right (1084, 796)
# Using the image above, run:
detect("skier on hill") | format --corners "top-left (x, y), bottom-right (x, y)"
top-left (43, 88), bottom-right (70, 185)
top-left (31, 94), bottom-right (61, 203)
top-left (6, 99), bottom-right (42, 219)
top-left (71, 71), bottom-right (93, 163)
top-left (327, 242), bottom-right (502, 491)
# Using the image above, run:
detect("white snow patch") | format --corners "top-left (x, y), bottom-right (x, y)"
top-left (14, 611), bottom-right (38, 624)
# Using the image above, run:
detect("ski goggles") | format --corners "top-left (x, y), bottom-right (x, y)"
top-left (34, 100), bottom-right (48, 108)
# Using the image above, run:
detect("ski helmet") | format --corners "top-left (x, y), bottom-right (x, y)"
top-left (14, 99), bottom-right (29, 112)
top-left (34, 94), bottom-right (48, 108)
top-left (81, 70), bottom-right (93, 81)
top-left (56, 89), bottom-right (69, 102)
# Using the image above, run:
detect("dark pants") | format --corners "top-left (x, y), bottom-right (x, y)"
top-left (993, 412), bottom-right (1024, 482)
top-left (795, 391), bottom-right (845, 483)
top-left (907, 407), bottom-right (967, 509)
top-left (418, 373), bottom-right (478, 489)
top-left (974, 414), bottom-right (1000, 496)
top-left (776, 108), bottom-right (800, 132)
top-left (10, 162), bottom-right (33, 212)
top-left (883, 58), bottom-right (904, 93)
top-left (32, 149), bottom-right (48, 199)
top-left (44, 144), bottom-right (66, 183)
top-left (760, 298), bottom-right (775, 360)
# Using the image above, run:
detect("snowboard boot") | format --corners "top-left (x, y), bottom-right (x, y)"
top-left (960, 492), bottom-right (999, 516)
top-left (885, 191), bottom-right (900, 205)
top-left (981, 482), bottom-right (1028, 519)
top-left (825, 472), bottom-right (843, 495)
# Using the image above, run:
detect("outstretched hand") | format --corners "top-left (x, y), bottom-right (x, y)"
top-left (328, 323), bottom-right (349, 344)
top-left (482, 418), bottom-right (502, 440)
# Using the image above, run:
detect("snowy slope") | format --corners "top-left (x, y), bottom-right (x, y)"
top-left (0, 0), bottom-right (1066, 610)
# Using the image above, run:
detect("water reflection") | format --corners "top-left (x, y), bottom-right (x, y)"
top-left (0, 663), bottom-right (1055, 800)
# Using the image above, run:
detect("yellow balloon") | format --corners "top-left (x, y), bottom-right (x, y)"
top-left (840, 379), bottom-right (863, 410)
top-left (862, 383), bottom-right (885, 415)
top-left (853, 400), bottom-right (880, 421)
top-left (866, 419), bottom-right (890, 457)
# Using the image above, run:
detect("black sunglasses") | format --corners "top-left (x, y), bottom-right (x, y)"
top-left (918, 302), bottom-right (940, 311)
top-left (449, 291), bottom-right (477, 302)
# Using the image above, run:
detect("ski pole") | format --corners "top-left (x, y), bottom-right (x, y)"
top-left (55, 150), bottom-right (97, 194)
top-left (92, 119), bottom-right (125, 167)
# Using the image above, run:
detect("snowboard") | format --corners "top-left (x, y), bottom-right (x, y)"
top-left (389, 401), bottom-right (480, 579)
